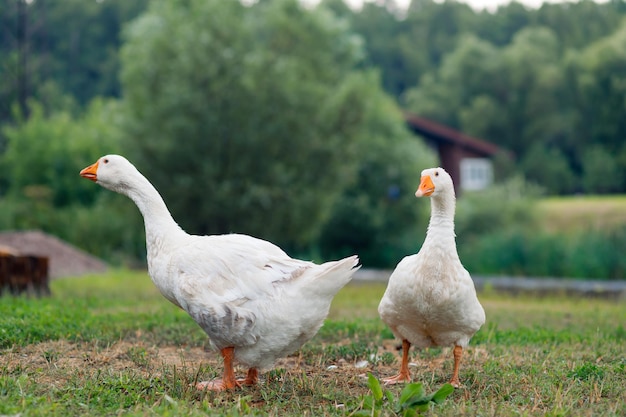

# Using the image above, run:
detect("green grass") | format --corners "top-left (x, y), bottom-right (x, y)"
top-left (1, 271), bottom-right (625, 416)
top-left (537, 195), bottom-right (626, 234)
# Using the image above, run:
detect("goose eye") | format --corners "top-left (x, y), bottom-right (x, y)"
top-left (103, 158), bottom-right (109, 164)
top-left (434, 171), bottom-right (439, 177)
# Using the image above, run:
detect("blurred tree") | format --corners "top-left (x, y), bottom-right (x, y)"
top-left (398, 0), bottom-right (478, 101)
top-left (119, 0), bottom-right (411, 252)
top-left (0, 0), bottom-right (149, 123)
top-left (573, 21), bottom-right (626, 160)
top-left (404, 34), bottom-right (502, 130)
top-left (346, 0), bottom-right (417, 98)
top-left (317, 87), bottom-right (436, 267)
top-left (0, 98), bottom-right (141, 264)
top-left (520, 142), bottom-right (576, 194)
top-left (404, 26), bottom-right (585, 192)
top-left (581, 145), bottom-right (622, 194)
top-left (0, 99), bottom-right (122, 206)
top-left (474, 2), bottom-right (532, 46)
top-left (499, 27), bottom-right (571, 156)
top-left (536, 0), bottom-right (624, 49)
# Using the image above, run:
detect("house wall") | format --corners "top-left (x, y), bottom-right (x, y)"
top-left (437, 143), bottom-right (491, 196)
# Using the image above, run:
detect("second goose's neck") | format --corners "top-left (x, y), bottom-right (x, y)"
top-left (424, 192), bottom-right (456, 245)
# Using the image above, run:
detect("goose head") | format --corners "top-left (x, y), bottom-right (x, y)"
top-left (80, 154), bottom-right (141, 194)
top-left (415, 167), bottom-right (454, 198)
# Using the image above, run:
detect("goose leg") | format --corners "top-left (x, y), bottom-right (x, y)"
top-left (383, 339), bottom-right (412, 385)
top-left (237, 368), bottom-right (259, 386)
top-left (449, 345), bottom-right (462, 388)
top-left (196, 346), bottom-right (239, 391)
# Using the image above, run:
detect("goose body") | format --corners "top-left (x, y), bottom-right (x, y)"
top-left (80, 155), bottom-right (359, 390)
top-left (378, 167), bottom-right (485, 387)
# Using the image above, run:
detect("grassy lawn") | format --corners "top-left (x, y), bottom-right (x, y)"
top-left (537, 195), bottom-right (626, 234)
top-left (1, 271), bottom-right (625, 416)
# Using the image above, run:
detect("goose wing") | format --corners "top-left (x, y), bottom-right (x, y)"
top-left (171, 234), bottom-right (314, 349)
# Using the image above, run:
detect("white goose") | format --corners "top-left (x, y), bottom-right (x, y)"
top-left (80, 155), bottom-right (359, 391)
top-left (378, 167), bottom-right (485, 387)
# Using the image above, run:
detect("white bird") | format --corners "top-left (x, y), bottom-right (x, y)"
top-left (80, 154), bottom-right (360, 391)
top-left (378, 167), bottom-right (485, 387)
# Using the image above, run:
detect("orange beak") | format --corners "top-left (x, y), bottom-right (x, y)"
top-left (415, 175), bottom-right (435, 197)
top-left (80, 161), bottom-right (99, 182)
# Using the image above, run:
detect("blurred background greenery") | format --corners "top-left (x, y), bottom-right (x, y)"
top-left (1, 0), bottom-right (625, 278)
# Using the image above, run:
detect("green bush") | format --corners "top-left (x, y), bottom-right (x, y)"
top-left (456, 176), bottom-right (541, 242)
top-left (564, 226), bottom-right (626, 279)
top-left (460, 226), bottom-right (626, 279)
top-left (454, 178), bottom-right (624, 279)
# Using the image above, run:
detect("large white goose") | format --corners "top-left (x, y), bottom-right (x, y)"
top-left (378, 167), bottom-right (485, 387)
top-left (80, 155), bottom-right (359, 391)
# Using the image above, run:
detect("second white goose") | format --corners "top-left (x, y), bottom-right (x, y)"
top-left (378, 167), bottom-right (485, 387)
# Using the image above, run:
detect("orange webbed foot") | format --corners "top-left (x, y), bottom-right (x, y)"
top-left (237, 368), bottom-right (259, 386)
top-left (383, 339), bottom-right (412, 385)
top-left (449, 377), bottom-right (461, 388)
top-left (196, 378), bottom-right (240, 392)
top-left (382, 372), bottom-right (412, 385)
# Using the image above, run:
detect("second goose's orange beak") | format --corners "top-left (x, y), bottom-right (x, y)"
top-left (80, 161), bottom-right (99, 182)
top-left (415, 175), bottom-right (435, 197)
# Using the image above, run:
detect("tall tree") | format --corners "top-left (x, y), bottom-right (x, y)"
top-left (0, 0), bottom-right (149, 124)
top-left (119, 0), bottom-right (408, 250)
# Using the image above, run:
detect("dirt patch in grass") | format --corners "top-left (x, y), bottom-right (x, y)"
top-left (2, 340), bottom-right (211, 386)
top-left (1, 338), bottom-right (479, 388)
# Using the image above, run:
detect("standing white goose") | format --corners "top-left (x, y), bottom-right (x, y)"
top-left (378, 167), bottom-right (485, 387)
top-left (80, 155), bottom-right (360, 391)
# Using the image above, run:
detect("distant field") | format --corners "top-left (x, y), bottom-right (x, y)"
top-left (1, 272), bottom-right (625, 416)
top-left (537, 195), bottom-right (626, 234)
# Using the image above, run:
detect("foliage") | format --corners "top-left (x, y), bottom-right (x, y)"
top-left (4, 0), bottom-right (626, 197)
top-left (520, 143), bottom-right (576, 195)
top-left (456, 183), bottom-right (626, 279)
top-left (350, 373), bottom-right (454, 416)
top-left (455, 176), bottom-right (541, 242)
top-left (317, 95), bottom-right (436, 267)
top-left (118, 0), bottom-right (405, 252)
top-left (0, 99), bottom-right (121, 206)
top-left (0, 99), bottom-right (148, 264)
top-left (402, 13), bottom-right (626, 193)
top-left (0, 0), bottom-right (149, 122)
top-left (460, 226), bottom-right (626, 279)
top-left (2, 0), bottom-right (626, 270)
top-left (581, 145), bottom-right (623, 194)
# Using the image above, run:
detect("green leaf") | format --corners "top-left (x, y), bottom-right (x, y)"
top-left (404, 397), bottom-right (431, 410)
top-left (402, 408), bottom-right (419, 417)
top-left (361, 395), bottom-right (374, 410)
top-left (367, 373), bottom-right (384, 402)
top-left (431, 383), bottom-right (455, 404)
top-left (384, 389), bottom-right (395, 406)
top-left (399, 382), bottom-right (425, 406)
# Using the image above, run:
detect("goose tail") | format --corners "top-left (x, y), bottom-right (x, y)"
top-left (305, 255), bottom-right (360, 298)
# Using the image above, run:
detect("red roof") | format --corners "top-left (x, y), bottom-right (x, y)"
top-left (404, 112), bottom-right (500, 157)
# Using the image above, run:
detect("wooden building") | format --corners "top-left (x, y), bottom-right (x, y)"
top-left (404, 112), bottom-right (502, 195)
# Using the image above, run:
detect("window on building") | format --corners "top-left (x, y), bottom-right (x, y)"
top-left (460, 158), bottom-right (493, 191)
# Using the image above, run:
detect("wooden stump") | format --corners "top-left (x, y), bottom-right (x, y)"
top-left (0, 254), bottom-right (50, 296)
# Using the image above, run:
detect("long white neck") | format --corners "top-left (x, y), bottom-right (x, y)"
top-left (113, 171), bottom-right (186, 248)
top-left (423, 190), bottom-right (457, 249)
